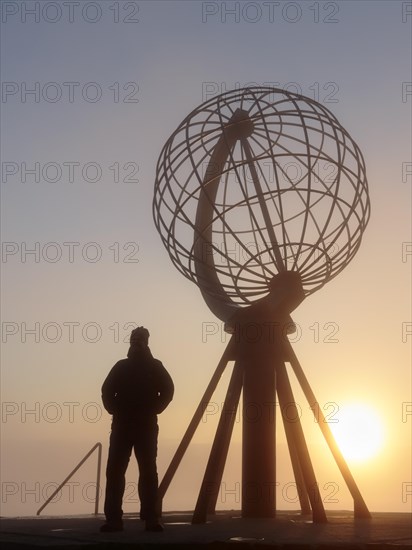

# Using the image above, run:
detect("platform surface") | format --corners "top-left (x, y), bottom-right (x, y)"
top-left (1, 510), bottom-right (411, 549)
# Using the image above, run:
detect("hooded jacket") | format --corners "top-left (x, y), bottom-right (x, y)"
top-left (101, 345), bottom-right (174, 424)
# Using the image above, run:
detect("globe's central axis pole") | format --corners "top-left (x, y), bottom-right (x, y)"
top-left (193, 108), bottom-right (256, 322)
top-left (193, 108), bottom-right (286, 321)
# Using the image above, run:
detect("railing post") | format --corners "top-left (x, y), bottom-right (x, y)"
top-left (36, 442), bottom-right (102, 516)
top-left (95, 443), bottom-right (102, 515)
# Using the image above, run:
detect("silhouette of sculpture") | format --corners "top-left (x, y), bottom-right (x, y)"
top-left (153, 87), bottom-right (371, 522)
top-left (100, 326), bottom-right (174, 532)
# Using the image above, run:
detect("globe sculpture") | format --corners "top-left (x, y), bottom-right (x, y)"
top-left (153, 87), bottom-right (371, 522)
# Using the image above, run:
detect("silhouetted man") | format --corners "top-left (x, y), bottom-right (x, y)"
top-left (100, 326), bottom-right (174, 532)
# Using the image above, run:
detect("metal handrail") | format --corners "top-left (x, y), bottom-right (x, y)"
top-left (36, 442), bottom-right (102, 516)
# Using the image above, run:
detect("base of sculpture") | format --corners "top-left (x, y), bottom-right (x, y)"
top-left (158, 272), bottom-right (370, 523)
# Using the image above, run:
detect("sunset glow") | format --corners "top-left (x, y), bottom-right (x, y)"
top-left (331, 403), bottom-right (385, 463)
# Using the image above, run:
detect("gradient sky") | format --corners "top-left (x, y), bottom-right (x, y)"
top-left (1, 0), bottom-right (411, 517)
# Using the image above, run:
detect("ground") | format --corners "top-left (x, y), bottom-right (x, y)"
top-left (1, 510), bottom-right (411, 549)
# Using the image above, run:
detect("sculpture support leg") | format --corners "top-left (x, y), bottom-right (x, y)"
top-left (276, 360), bottom-right (327, 522)
top-left (192, 361), bottom-right (243, 524)
top-left (158, 336), bottom-right (235, 507)
top-left (276, 377), bottom-right (311, 515)
top-left (285, 340), bottom-right (371, 519)
top-left (241, 340), bottom-right (277, 518)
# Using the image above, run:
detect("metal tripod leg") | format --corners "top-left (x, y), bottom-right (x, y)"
top-left (158, 336), bottom-right (235, 507)
top-left (192, 361), bottom-right (243, 524)
top-left (276, 365), bottom-right (311, 515)
top-left (276, 359), bottom-right (327, 523)
top-left (284, 340), bottom-right (371, 519)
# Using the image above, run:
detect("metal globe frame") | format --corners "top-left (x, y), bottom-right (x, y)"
top-left (153, 87), bottom-right (371, 523)
top-left (154, 87), bottom-right (370, 323)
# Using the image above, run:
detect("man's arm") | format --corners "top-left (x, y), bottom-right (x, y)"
top-left (101, 364), bottom-right (119, 414)
top-left (155, 362), bottom-right (174, 414)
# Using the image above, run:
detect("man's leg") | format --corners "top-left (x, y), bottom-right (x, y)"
top-left (134, 422), bottom-right (160, 527)
top-left (103, 425), bottom-right (133, 527)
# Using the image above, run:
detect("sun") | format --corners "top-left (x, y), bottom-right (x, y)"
top-left (330, 403), bottom-right (385, 463)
